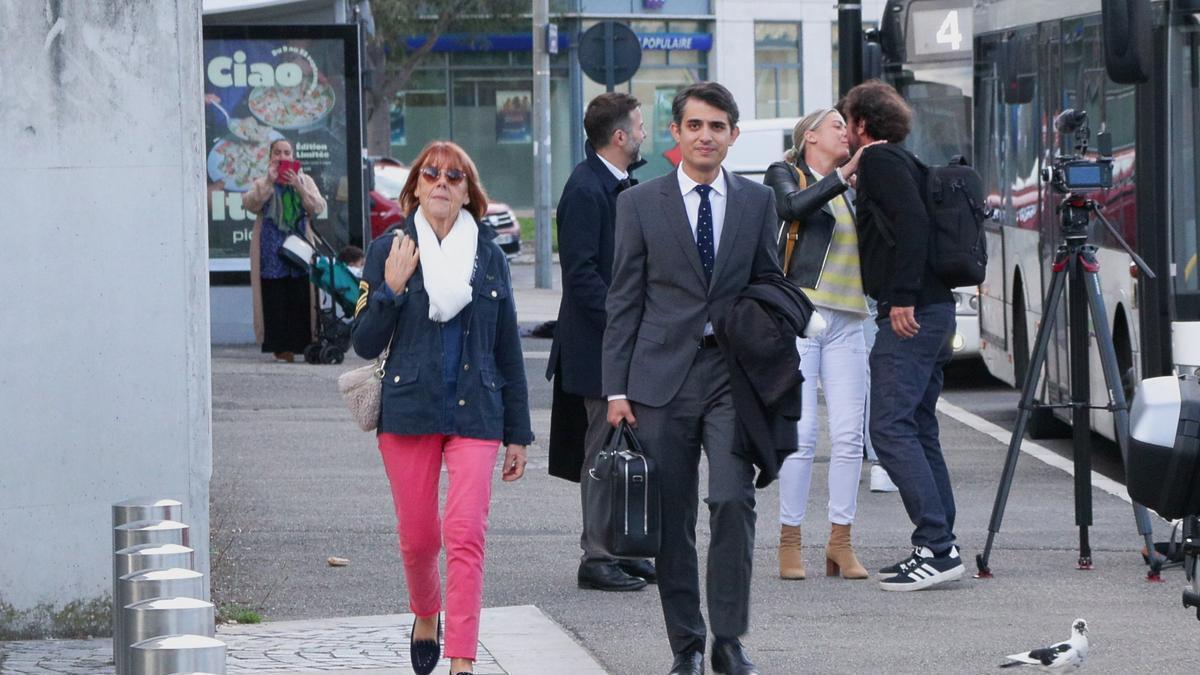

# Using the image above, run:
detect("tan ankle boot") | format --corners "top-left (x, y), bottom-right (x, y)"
top-left (825, 523), bottom-right (868, 579)
top-left (779, 524), bottom-right (805, 579)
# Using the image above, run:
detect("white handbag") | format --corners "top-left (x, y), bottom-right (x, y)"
top-left (337, 342), bottom-right (390, 432)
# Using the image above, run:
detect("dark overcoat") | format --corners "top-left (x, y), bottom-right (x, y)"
top-left (546, 145), bottom-right (633, 481)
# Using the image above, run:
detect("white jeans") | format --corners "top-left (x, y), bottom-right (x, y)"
top-left (862, 299), bottom-right (880, 463)
top-left (779, 308), bottom-right (868, 526)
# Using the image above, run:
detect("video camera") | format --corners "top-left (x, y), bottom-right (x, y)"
top-left (1042, 109), bottom-right (1114, 194)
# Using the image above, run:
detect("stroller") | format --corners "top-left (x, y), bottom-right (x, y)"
top-left (280, 228), bottom-right (361, 365)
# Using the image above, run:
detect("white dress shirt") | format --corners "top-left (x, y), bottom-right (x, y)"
top-left (607, 167), bottom-right (728, 402)
top-left (677, 167), bottom-right (727, 260)
top-left (595, 152), bottom-right (628, 181)
top-left (679, 167), bottom-right (726, 338)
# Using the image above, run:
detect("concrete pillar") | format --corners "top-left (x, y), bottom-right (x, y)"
top-left (0, 0), bottom-right (211, 627)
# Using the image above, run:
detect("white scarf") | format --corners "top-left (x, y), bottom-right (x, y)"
top-left (414, 206), bottom-right (478, 322)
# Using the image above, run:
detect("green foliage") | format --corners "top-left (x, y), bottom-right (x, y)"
top-left (218, 604), bottom-right (263, 624)
top-left (363, 0), bottom-right (526, 152)
top-left (518, 216), bottom-right (558, 252)
top-left (371, 0), bottom-right (526, 46)
top-left (0, 595), bottom-right (112, 640)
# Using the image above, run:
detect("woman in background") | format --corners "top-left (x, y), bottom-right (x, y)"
top-left (243, 138), bottom-right (326, 362)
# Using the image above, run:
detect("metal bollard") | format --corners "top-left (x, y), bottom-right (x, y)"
top-left (128, 634), bottom-right (226, 675)
top-left (114, 569), bottom-right (205, 675)
top-left (112, 498), bottom-right (184, 549)
top-left (124, 597), bottom-right (215, 660)
top-left (114, 519), bottom-right (190, 552)
top-left (113, 544), bottom-right (195, 673)
top-left (114, 544), bottom-right (195, 586)
top-left (112, 520), bottom-right (191, 633)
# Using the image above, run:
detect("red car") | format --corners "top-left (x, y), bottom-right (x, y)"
top-left (369, 158), bottom-right (521, 256)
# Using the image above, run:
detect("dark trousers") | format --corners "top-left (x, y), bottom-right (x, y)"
top-left (869, 302), bottom-right (957, 552)
top-left (261, 275), bottom-right (311, 354)
top-left (634, 347), bottom-right (756, 656)
top-left (580, 397), bottom-right (616, 563)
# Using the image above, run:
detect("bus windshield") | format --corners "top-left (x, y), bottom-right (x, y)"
top-left (894, 64), bottom-right (973, 165)
top-left (1171, 20), bottom-right (1200, 321)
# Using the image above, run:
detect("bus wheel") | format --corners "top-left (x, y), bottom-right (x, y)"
top-left (1113, 311), bottom-right (1135, 408)
top-left (1013, 286), bottom-right (1029, 385)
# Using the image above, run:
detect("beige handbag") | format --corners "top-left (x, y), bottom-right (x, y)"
top-left (337, 342), bottom-right (390, 432)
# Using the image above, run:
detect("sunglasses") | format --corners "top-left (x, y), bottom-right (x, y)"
top-left (419, 166), bottom-right (466, 185)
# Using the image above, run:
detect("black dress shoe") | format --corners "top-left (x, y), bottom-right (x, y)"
top-left (711, 638), bottom-right (758, 675)
top-left (618, 558), bottom-right (658, 584)
top-left (669, 650), bottom-right (705, 675)
top-left (577, 561), bottom-right (647, 591)
top-left (409, 614), bottom-right (440, 675)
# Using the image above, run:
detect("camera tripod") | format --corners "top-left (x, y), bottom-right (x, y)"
top-left (974, 193), bottom-right (1166, 578)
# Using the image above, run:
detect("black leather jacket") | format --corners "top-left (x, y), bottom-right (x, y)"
top-left (763, 158), bottom-right (851, 289)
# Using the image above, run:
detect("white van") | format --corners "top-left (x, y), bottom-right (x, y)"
top-left (723, 117), bottom-right (799, 183)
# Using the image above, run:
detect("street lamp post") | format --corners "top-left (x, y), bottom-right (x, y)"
top-left (532, 0), bottom-right (553, 289)
top-left (838, 1), bottom-right (864, 98)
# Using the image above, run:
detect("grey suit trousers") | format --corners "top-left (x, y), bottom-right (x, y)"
top-left (634, 346), bottom-right (756, 655)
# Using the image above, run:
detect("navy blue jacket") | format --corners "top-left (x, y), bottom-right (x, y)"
top-left (545, 144), bottom-right (631, 398)
top-left (351, 215), bottom-right (533, 446)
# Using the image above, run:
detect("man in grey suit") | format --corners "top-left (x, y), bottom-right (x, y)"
top-left (603, 82), bottom-right (780, 675)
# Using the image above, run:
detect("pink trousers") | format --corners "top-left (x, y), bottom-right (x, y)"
top-left (378, 433), bottom-right (501, 661)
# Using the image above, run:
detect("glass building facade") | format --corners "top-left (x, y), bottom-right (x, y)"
top-left (390, 1), bottom-right (715, 208)
top-left (391, 49), bottom-right (575, 210)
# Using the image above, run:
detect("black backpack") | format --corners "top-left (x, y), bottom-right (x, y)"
top-left (866, 153), bottom-right (990, 288)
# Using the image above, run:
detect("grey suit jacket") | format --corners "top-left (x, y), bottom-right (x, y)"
top-left (602, 168), bottom-right (782, 407)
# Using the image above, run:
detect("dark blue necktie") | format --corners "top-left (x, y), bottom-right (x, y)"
top-left (693, 184), bottom-right (715, 283)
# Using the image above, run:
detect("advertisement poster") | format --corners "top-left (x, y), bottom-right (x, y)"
top-left (495, 90), bottom-right (532, 144)
top-left (655, 87), bottom-right (678, 145)
top-left (203, 26), bottom-right (361, 264)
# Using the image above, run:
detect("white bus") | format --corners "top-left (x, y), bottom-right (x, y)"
top-left (875, 0), bottom-right (981, 360)
top-left (967, 0), bottom-right (1200, 439)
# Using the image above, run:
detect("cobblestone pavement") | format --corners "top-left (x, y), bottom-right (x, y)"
top-left (0, 614), bottom-right (504, 675)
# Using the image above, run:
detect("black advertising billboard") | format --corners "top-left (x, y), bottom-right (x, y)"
top-left (203, 25), bottom-right (362, 268)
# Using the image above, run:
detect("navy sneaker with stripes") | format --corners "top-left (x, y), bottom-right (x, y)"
top-left (878, 547), bottom-right (921, 576)
top-left (879, 546), bottom-right (964, 591)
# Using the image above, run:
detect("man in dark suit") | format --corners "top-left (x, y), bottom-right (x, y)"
top-left (546, 93), bottom-right (656, 592)
top-left (604, 82), bottom-right (780, 675)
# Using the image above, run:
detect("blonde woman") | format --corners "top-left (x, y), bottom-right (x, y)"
top-left (763, 109), bottom-right (881, 581)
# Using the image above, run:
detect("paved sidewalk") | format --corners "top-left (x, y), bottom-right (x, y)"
top-left (507, 259), bottom-right (560, 325)
top-left (8, 259), bottom-right (1200, 674)
top-left (0, 606), bottom-right (604, 674)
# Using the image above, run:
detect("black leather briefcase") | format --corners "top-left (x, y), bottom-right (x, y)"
top-left (587, 421), bottom-right (660, 559)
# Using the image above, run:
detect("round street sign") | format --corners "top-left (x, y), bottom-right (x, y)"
top-left (578, 21), bottom-right (642, 88)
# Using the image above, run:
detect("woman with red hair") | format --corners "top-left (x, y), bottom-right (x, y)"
top-left (352, 141), bottom-right (532, 675)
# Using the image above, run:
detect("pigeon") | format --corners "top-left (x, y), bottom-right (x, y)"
top-left (1000, 619), bottom-right (1088, 671)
